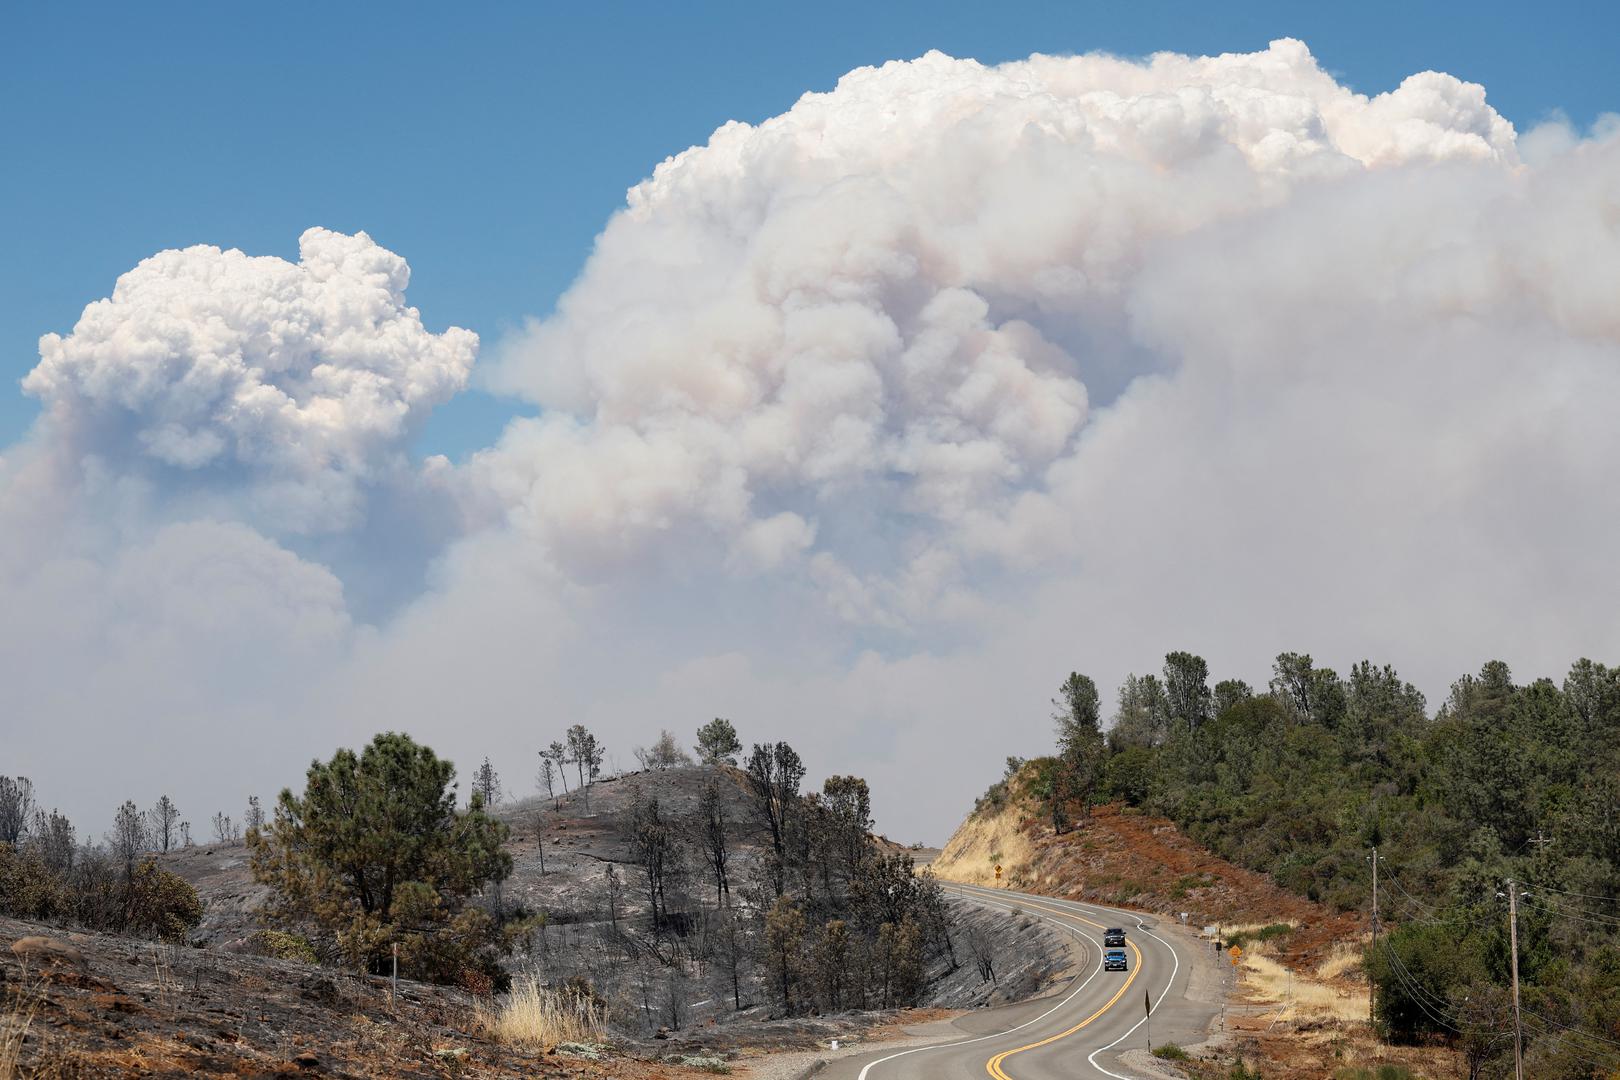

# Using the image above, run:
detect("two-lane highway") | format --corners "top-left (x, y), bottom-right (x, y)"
top-left (821, 883), bottom-right (1216, 1080)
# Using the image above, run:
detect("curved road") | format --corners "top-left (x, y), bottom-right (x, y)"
top-left (821, 883), bottom-right (1217, 1080)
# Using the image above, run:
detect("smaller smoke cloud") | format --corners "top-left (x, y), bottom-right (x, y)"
top-left (24, 228), bottom-right (476, 536)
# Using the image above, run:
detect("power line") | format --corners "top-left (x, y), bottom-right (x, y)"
top-left (1380, 870), bottom-right (1495, 930)
top-left (1521, 1016), bottom-right (1620, 1072)
top-left (1375, 940), bottom-right (1503, 1037)
top-left (1523, 1009), bottom-right (1620, 1053)
top-left (1519, 880), bottom-right (1620, 904)
top-left (1519, 898), bottom-right (1620, 931)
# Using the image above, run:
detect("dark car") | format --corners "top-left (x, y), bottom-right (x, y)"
top-left (1103, 927), bottom-right (1126, 947)
top-left (1104, 949), bottom-right (1128, 971)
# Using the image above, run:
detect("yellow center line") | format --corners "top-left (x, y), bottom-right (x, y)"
top-left (982, 896), bottom-right (1143, 1080)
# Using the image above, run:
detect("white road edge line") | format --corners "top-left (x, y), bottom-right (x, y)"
top-left (854, 887), bottom-right (1105, 1080)
top-left (1086, 910), bottom-right (1183, 1080)
top-left (955, 885), bottom-right (1187, 1080)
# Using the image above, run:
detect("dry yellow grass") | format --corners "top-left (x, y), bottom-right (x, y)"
top-left (1, 981), bottom-right (40, 1080)
top-left (1221, 921), bottom-right (1296, 938)
top-left (1315, 938), bottom-right (1368, 982)
top-left (1240, 943), bottom-right (1368, 1022)
top-left (931, 803), bottom-right (1037, 885)
top-left (476, 976), bottom-right (607, 1050)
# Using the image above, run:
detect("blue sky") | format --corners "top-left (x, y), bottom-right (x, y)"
top-left (4, 1), bottom-right (1616, 461)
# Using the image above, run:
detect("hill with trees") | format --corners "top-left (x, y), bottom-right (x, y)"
top-left (1, 717), bottom-right (1070, 1075)
top-left (941, 651), bottom-right (1620, 1079)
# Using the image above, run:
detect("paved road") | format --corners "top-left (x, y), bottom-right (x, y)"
top-left (821, 883), bottom-right (1217, 1080)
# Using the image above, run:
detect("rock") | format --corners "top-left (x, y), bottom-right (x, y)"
top-left (91, 992), bottom-right (141, 1014)
top-left (292, 1049), bottom-right (321, 1069)
top-left (10, 936), bottom-right (87, 970)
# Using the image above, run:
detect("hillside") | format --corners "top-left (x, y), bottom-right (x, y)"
top-left (934, 783), bottom-right (1363, 964)
top-left (160, 763), bottom-right (1071, 1036)
top-left (0, 915), bottom-right (715, 1079)
top-left (929, 767), bottom-right (1465, 1079)
top-left (2, 761), bottom-right (1088, 1077)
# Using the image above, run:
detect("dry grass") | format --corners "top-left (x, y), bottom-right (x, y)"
top-left (1214, 921), bottom-right (1296, 941)
top-left (931, 803), bottom-right (1039, 885)
top-left (1, 978), bottom-right (41, 1080)
top-left (1240, 944), bottom-right (1368, 1022)
top-left (1315, 939), bottom-right (1368, 983)
top-left (476, 976), bottom-right (607, 1050)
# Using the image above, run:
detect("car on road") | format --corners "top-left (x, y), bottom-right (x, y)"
top-left (1103, 927), bottom-right (1126, 947)
top-left (1104, 949), bottom-right (1128, 971)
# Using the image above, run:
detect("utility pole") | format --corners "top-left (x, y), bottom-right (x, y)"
top-left (1507, 880), bottom-right (1524, 1080)
top-left (1369, 847), bottom-right (1379, 1025)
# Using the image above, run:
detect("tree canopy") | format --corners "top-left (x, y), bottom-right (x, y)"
top-left (249, 732), bottom-right (517, 987)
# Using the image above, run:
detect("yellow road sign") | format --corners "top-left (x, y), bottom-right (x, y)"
top-left (994, 864), bottom-right (1003, 878)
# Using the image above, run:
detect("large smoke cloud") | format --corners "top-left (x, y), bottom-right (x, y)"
top-left (5, 40), bottom-right (1620, 842)
top-left (478, 39), bottom-right (1521, 625)
top-left (24, 227), bottom-right (475, 536)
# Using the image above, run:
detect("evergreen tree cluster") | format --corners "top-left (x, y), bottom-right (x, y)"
top-left (1027, 652), bottom-right (1620, 1077)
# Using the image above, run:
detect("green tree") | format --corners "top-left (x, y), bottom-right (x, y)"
top-left (695, 718), bottom-right (743, 766)
top-left (1366, 922), bottom-right (1486, 1042)
top-left (814, 919), bottom-right (853, 1011)
top-left (249, 732), bottom-right (515, 986)
top-left (1054, 672), bottom-right (1105, 819)
top-left (1163, 651), bottom-right (1213, 732)
top-left (638, 730), bottom-right (693, 769)
top-left (764, 897), bottom-right (806, 1013)
top-left (1109, 674), bottom-right (1169, 749)
top-left (874, 918), bottom-right (925, 1007)
top-left (1212, 679), bottom-right (1252, 718)
top-left (1027, 756), bottom-right (1072, 834)
top-left (1268, 652), bottom-right (1346, 727)
top-left (821, 775), bottom-right (873, 894)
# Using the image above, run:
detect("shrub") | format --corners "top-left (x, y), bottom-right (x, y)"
top-left (0, 844), bottom-right (63, 921)
top-left (478, 975), bottom-right (608, 1050)
top-left (253, 930), bottom-right (319, 964)
top-left (0, 845), bottom-right (199, 943)
top-left (1153, 1043), bottom-right (1190, 1060)
top-left (124, 859), bottom-right (203, 942)
top-left (1226, 923), bottom-right (1293, 950)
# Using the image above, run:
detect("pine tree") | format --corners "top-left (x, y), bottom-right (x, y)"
top-left (695, 718), bottom-right (743, 766)
top-left (248, 733), bottom-right (514, 984)
top-left (151, 795), bottom-right (180, 852)
top-left (473, 757), bottom-right (502, 807)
